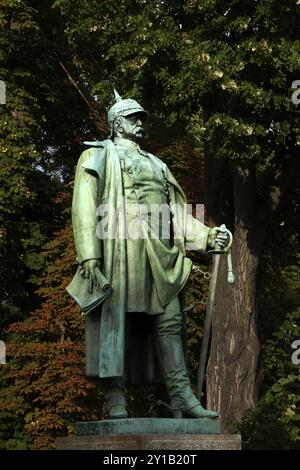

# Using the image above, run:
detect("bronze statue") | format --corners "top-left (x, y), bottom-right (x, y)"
top-left (68, 90), bottom-right (229, 420)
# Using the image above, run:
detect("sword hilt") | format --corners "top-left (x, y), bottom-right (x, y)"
top-left (207, 224), bottom-right (235, 284)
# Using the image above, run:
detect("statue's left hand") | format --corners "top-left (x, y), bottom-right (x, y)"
top-left (80, 259), bottom-right (102, 293)
top-left (208, 227), bottom-right (230, 250)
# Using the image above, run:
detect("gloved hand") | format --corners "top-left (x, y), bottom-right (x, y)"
top-left (80, 259), bottom-right (102, 293)
top-left (208, 226), bottom-right (230, 250)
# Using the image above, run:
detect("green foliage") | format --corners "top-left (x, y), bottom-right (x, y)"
top-left (0, 0), bottom-right (47, 330)
top-left (53, 0), bottom-right (299, 166)
top-left (238, 309), bottom-right (300, 450)
top-left (0, 0), bottom-right (100, 334)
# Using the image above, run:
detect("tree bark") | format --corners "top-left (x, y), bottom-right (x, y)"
top-left (205, 161), bottom-right (266, 431)
top-left (206, 222), bottom-right (262, 431)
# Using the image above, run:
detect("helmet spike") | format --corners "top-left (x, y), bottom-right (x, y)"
top-left (113, 88), bottom-right (123, 103)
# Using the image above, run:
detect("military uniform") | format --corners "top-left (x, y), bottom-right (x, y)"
top-left (115, 137), bottom-right (192, 315)
top-left (69, 90), bottom-right (219, 419)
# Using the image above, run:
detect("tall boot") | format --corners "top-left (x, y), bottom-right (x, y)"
top-left (157, 334), bottom-right (218, 418)
top-left (103, 377), bottom-right (128, 419)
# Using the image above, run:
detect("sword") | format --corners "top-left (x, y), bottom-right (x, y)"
top-left (196, 224), bottom-right (235, 399)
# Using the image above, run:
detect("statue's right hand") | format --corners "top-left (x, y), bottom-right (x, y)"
top-left (80, 259), bottom-right (102, 293)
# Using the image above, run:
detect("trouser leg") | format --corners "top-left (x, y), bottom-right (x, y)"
top-left (155, 296), bottom-right (218, 418)
top-left (103, 376), bottom-right (128, 419)
top-left (155, 296), bottom-right (190, 405)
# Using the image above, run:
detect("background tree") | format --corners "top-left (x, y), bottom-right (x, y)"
top-left (0, 192), bottom-right (103, 450)
top-left (0, 0), bottom-right (105, 448)
top-left (237, 176), bottom-right (300, 449)
top-left (0, 0), bottom-right (99, 335)
top-left (176, 0), bottom-right (300, 430)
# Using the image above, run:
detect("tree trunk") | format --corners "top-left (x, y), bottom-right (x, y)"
top-left (204, 158), bottom-right (267, 431)
top-left (206, 222), bottom-right (262, 431)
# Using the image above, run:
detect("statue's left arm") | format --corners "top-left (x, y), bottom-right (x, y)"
top-left (165, 165), bottom-right (225, 253)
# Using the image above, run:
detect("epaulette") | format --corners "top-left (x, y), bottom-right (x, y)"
top-left (83, 140), bottom-right (102, 147)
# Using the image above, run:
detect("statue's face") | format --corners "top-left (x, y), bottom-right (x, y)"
top-left (115, 112), bottom-right (144, 141)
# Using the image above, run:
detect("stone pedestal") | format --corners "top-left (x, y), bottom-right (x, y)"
top-left (76, 417), bottom-right (221, 435)
top-left (57, 433), bottom-right (241, 450)
top-left (56, 419), bottom-right (241, 450)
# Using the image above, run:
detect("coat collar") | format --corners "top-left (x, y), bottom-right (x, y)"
top-left (113, 137), bottom-right (141, 150)
top-left (81, 139), bottom-right (186, 203)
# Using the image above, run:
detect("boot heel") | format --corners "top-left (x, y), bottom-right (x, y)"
top-left (172, 409), bottom-right (183, 419)
top-left (170, 399), bottom-right (183, 419)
